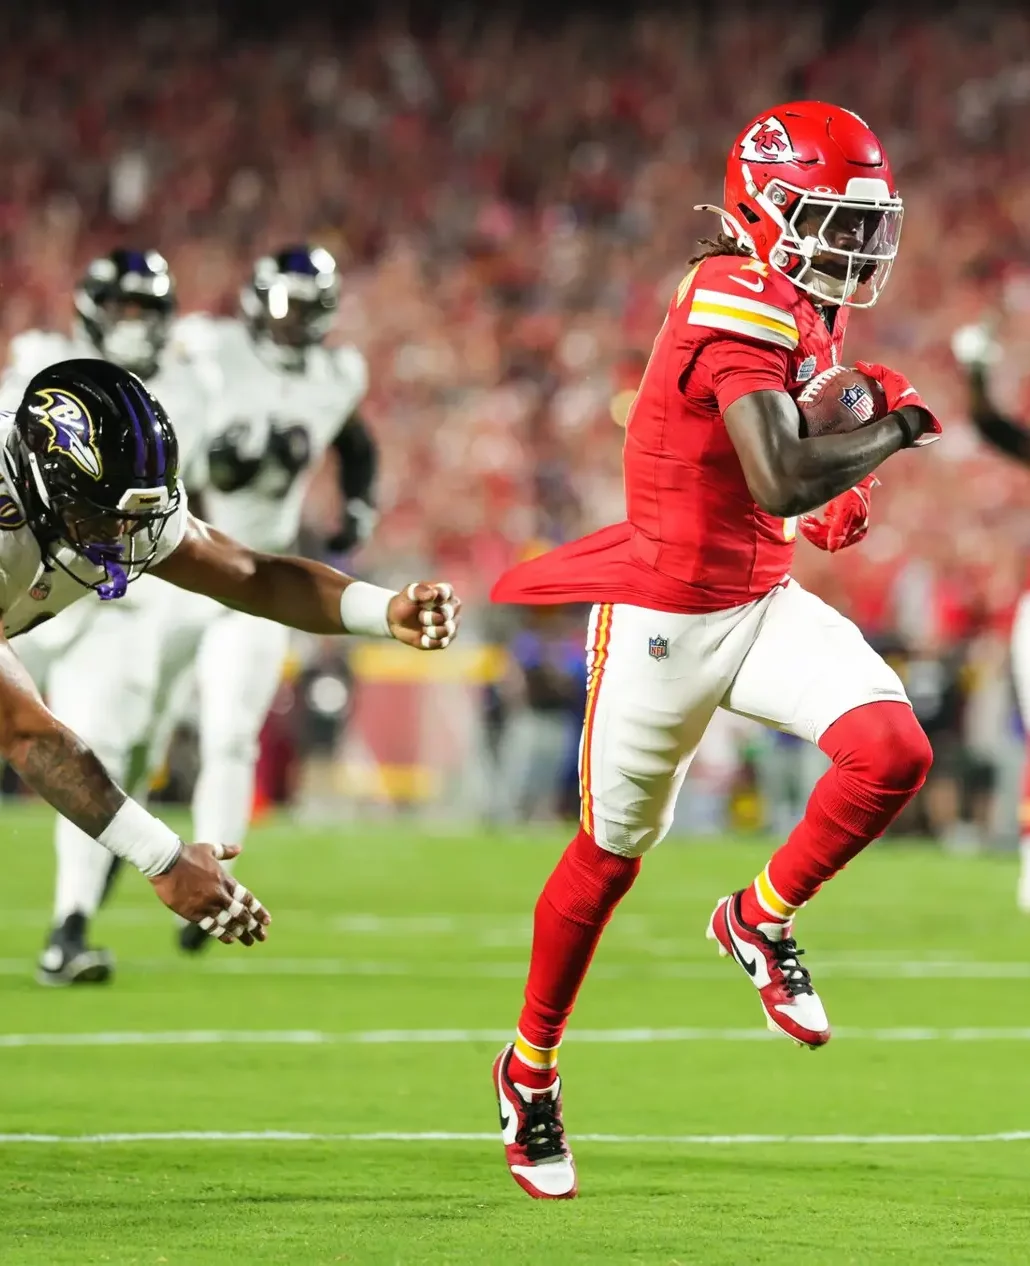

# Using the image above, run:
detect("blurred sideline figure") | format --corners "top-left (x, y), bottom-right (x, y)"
top-left (0, 250), bottom-right (214, 983)
top-left (953, 321), bottom-right (1030, 908)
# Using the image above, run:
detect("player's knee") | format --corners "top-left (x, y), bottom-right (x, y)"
top-left (201, 730), bottom-right (260, 766)
top-left (823, 701), bottom-right (932, 795)
top-left (590, 813), bottom-right (669, 859)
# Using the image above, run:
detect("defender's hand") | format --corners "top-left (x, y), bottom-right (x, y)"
top-left (388, 582), bottom-right (460, 650)
top-left (150, 843), bottom-right (270, 945)
top-left (853, 360), bottom-right (942, 447)
top-left (951, 324), bottom-right (1000, 370)
top-left (800, 475), bottom-right (876, 553)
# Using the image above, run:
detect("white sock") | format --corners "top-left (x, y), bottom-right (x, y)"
top-left (53, 817), bottom-right (117, 923)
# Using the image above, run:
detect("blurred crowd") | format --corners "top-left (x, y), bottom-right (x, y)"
top-left (7, 0), bottom-right (1030, 840)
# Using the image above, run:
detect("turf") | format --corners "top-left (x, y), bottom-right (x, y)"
top-left (1, 805), bottom-right (1029, 1264)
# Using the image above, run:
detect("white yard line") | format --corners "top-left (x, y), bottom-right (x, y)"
top-left (5, 1026), bottom-right (1030, 1049)
top-left (1, 956), bottom-right (1029, 979)
top-left (0, 1130), bottom-right (1027, 1146)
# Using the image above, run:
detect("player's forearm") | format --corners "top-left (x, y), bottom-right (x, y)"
top-left (966, 371), bottom-right (1030, 463)
top-left (214, 551), bottom-right (357, 634)
top-left (774, 411), bottom-right (913, 516)
top-left (5, 718), bottom-right (127, 838)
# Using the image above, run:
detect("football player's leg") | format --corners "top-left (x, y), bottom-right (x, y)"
top-left (40, 611), bottom-right (159, 984)
top-left (193, 611), bottom-right (290, 851)
top-left (715, 581), bottom-right (931, 1044)
top-left (499, 601), bottom-right (748, 1198)
top-left (1009, 593), bottom-right (1030, 911)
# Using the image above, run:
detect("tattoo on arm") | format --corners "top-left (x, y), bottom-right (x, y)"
top-left (13, 725), bottom-right (126, 839)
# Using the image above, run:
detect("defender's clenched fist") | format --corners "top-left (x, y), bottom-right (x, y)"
top-left (389, 582), bottom-right (460, 650)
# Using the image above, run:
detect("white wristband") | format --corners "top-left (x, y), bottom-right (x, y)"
top-left (339, 581), bottom-right (395, 637)
top-left (98, 799), bottom-right (183, 878)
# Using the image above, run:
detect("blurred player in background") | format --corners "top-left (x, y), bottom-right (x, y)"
top-left (952, 321), bottom-right (1030, 909)
top-left (490, 101), bottom-right (942, 1199)
top-left (0, 250), bottom-right (214, 984)
top-left (153, 245), bottom-right (378, 952)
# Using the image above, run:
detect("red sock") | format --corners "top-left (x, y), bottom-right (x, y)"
top-left (740, 702), bottom-right (932, 925)
top-left (509, 828), bottom-right (640, 1090)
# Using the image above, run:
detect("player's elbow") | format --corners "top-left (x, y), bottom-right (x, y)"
top-left (0, 698), bottom-right (59, 769)
top-left (747, 471), bottom-right (799, 518)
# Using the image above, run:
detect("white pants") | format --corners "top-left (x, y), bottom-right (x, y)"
top-left (17, 580), bottom-right (172, 922)
top-left (144, 591), bottom-right (290, 849)
top-left (579, 581), bottom-right (909, 857)
top-left (1011, 593), bottom-right (1030, 731)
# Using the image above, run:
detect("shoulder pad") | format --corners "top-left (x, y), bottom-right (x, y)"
top-left (170, 314), bottom-right (225, 359)
top-left (331, 345), bottom-right (369, 401)
top-left (681, 257), bottom-right (799, 351)
top-left (8, 331), bottom-right (73, 377)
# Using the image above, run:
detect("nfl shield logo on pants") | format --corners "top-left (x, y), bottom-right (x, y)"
top-left (648, 635), bottom-right (669, 661)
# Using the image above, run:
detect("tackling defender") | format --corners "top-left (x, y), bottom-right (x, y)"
top-left (0, 249), bottom-right (218, 982)
top-left (490, 101), bottom-right (940, 1198)
top-left (0, 358), bottom-right (459, 948)
top-left (147, 245), bottom-right (379, 954)
top-left (952, 321), bottom-right (1030, 908)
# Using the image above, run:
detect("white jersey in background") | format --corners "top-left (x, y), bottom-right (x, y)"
top-left (179, 315), bottom-right (368, 551)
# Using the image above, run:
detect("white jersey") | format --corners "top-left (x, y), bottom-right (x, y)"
top-left (0, 412), bottom-right (188, 639)
top-left (0, 327), bottom-right (213, 485)
top-left (179, 316), bottom-right (368, 553)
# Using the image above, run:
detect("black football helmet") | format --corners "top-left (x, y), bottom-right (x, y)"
top-left (74, 249), bottom-right (176, 378)
top-left (7, 360), bottom-right (180, 600)
top-left (240, 245), bottom-right (340, 369)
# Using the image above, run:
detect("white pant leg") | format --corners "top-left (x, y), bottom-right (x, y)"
top-left (192, 610), bottom-right (290, 848)
top-left (723, 580), bottom-right (910, 742)
top-left (42, 603), bottom-right (164, 923)
top-left (581, 595), bottom-right (779, 858)
top-left (142, 587), bottom-right (221, 783)
top-left (1010, 593), bottom-right (1030, 730)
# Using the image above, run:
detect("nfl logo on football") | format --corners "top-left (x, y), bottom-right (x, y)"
top-left (648, 635), bottom-right (669, 661)
top-left (838, 384), bottom-right (875, 423)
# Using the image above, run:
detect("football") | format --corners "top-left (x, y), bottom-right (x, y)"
top-left (796, 365), bottom-right (889, 437)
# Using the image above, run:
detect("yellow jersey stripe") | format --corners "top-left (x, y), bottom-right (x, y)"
top-left (687, 303), bottom-right (799, 350)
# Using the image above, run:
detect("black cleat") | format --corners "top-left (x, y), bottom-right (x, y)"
top-left (37, 913), bottom-right (114, 987)
top-left (177, 920), bottom-right (212, 954)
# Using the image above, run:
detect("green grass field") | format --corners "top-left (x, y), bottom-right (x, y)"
top-left (2, 805), bottom-right (1030, 1264)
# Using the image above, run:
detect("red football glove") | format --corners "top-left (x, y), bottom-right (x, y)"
top-left (799, 475), bottom-right (877, 553)
top-left (853, 360), bottom-right (942, 446)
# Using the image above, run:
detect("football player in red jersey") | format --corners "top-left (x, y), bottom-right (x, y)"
top-left (952, 321), bottom-right (1030, 910)
top-left (489, 102), bottom-right (943, 1200)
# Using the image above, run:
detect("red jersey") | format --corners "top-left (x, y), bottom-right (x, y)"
top-left (492, 254), bottom-right (848, 613)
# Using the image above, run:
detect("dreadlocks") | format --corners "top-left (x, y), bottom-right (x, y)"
top-left (688, 233), bottom-right (754, 266)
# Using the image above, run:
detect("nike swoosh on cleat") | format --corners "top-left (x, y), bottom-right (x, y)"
top-left (724, 916), bottom-right (759, 977)
top-left (499, 1110), bottom-right (511, 1132)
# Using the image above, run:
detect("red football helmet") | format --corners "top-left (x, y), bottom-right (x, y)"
top-left (710, 101), bottom-right (902, 308)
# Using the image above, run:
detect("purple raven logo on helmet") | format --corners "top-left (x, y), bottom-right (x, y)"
top-left (29, 388), bottom-right (103, 480)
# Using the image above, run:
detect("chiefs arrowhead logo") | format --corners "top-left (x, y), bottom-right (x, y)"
top-left (739, 116), bottom-right (795, 163)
